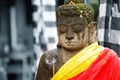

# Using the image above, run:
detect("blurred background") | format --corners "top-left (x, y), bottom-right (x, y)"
top-left (0, 0), bottom-right (99, 80)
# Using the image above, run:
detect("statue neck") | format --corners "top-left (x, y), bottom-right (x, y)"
top-left (61, 48), bottom-right (81, 63)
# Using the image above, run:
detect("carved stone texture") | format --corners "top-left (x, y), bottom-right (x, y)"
top-left (35, 1), bottom-right (97, 80)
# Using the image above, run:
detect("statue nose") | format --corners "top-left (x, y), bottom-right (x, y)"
top-left (66, 27), bottom-right (74, 40)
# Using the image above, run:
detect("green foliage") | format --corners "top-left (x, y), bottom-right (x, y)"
top-left (87, 0), bottom-right (99, 14)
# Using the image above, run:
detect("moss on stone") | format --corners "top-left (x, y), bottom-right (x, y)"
top-left (56, 3), bottom-right (94, 24)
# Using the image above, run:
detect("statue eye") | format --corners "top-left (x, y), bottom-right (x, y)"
top-left (58, 25), bottom-right (67, 33)
top-left (72, 24), bottom-right (85, 32)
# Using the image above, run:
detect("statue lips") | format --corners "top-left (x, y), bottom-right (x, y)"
top-left (65, 41), bottom-right (75, 46)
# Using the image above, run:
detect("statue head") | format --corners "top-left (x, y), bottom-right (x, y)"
top-left (56, 0), bottom-right (97, 51)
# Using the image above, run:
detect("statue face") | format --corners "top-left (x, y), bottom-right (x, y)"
top-left (57, 16), bottom-right (88, 50)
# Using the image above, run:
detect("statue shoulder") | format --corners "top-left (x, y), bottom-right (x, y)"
top-left (43, 48), bottom-right (60, 57)
top-left (40, 48), bottom-right (60, 65)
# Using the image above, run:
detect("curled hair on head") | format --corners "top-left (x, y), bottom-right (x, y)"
top-left (56, 3), bottom-right (94, 24)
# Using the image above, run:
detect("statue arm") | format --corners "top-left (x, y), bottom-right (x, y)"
top-left (35, 53), bottom-right (53, 80)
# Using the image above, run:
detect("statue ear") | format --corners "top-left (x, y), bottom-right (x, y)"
top-left (57, 31), bottom-right (62, 48)
top-left (88, 22), bottom-right (97, 45)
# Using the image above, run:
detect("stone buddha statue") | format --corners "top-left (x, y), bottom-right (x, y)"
top-left (35, 0), bottom-right (97, 80)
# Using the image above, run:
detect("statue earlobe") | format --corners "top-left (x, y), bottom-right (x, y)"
top-left (57, 41), bottom-right (62, 48)
top-left (88, 22), bottom-right (97, 45)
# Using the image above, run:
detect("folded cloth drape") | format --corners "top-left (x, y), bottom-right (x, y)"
top-left (69, 47), bottom-right (120, 80)
top-left (52, 42), bottom-right (106, 80)
top-left (52, 42), bottom-right (120, 80)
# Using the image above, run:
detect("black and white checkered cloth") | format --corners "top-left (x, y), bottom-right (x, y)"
top-left (97, 0), bottom-right (120, 56)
